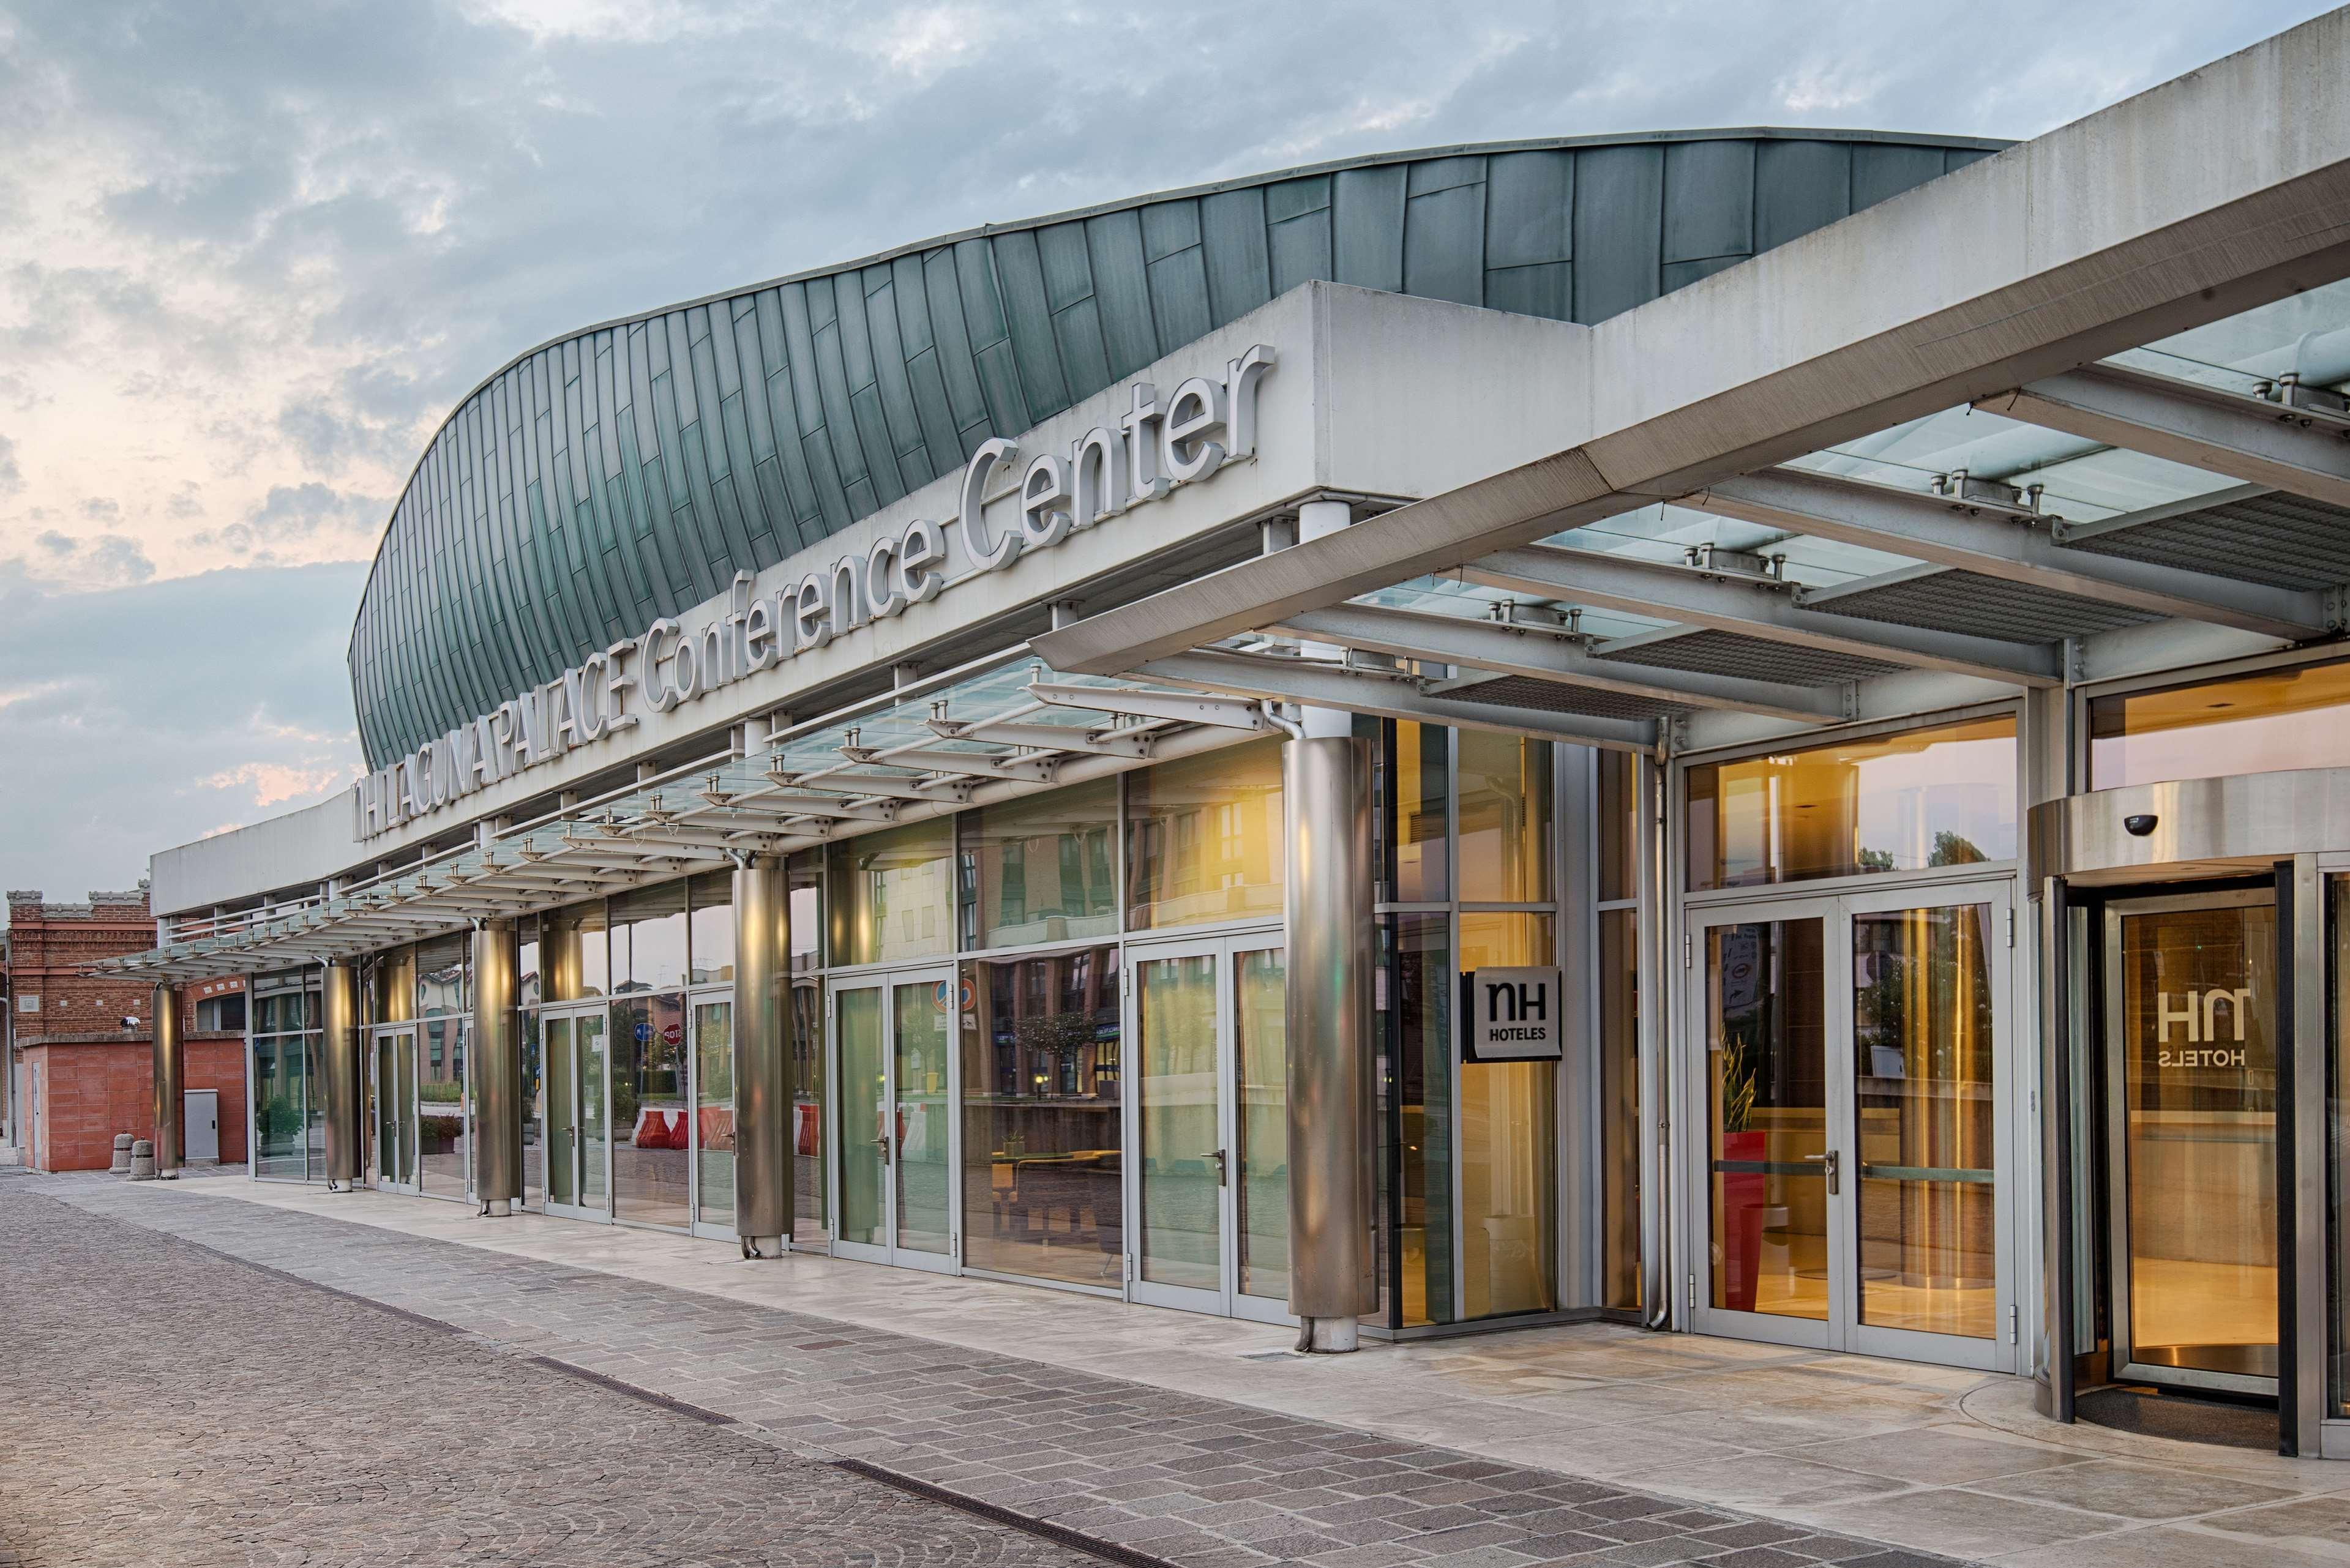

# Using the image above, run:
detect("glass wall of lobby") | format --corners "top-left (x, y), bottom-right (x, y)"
top-left (250, 969), bottom-right (323, 1180)
top-left (1678, 710), bottom-right (2023, 1372)
top-left (256, 720), bottom-right (1651, 1337)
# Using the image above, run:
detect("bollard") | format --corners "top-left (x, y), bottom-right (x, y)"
top-left (110, 1133), bottom-right (134, 1175)
top-left (128, 1138), bottom-right (157, 1181)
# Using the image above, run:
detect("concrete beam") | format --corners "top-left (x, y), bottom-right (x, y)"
top-left (1690, 466), bottom-right (2333, 641)
top-left (1457, 545), bottom-right (2063, 687)
top-left (1273, 602), bottom-right (1848, 722)
top-left (1981, 364), bottom-right (2350, 510)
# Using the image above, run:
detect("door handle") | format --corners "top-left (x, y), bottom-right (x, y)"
top-left (1803, 1150), bottom-right (1840, 1195)
top-left (875, 1136), bottom-right (894, 1165)
top-left (1199, 1149), bottom-right (1227, 1187)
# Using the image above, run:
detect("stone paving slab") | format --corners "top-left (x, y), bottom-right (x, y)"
top-left (31, 1178), bottom-right (1969, 1568)
top-left (0, 1184), bottom-right (1090, 1568)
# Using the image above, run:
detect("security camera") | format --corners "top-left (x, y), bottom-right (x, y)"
top-left (120, 1015), bottom-right (140, 1029)
top-left (2122, 813), bottom-right (2158, 838)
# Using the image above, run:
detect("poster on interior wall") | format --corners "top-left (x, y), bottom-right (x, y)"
top-left (1460, 967), bottom-right (1566, 1062)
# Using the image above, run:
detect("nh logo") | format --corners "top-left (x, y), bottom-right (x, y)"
top-left (1484, 981), bottom-right (1548, 1024)
top-left (2157, 987), bottom-right (2254, 1043)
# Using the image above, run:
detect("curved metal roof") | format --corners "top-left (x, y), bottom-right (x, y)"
top-left (348, 129), bottom-right (2004, 766)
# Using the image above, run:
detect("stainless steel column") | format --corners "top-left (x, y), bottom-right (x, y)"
top-left (321, 962), bottom-right (361, 1187)
top-left (473, 920), bottom-right (522, 1215)
top-left (733, 854), bottom-right (791, 1254)
top-left (151, 982), bottom-right (183, 1178)
top-left (1284, 733), bottom-right (1378, 1348)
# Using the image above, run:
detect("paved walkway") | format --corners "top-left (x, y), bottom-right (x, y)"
top-left (15, 1176), bottom-right (1955, 1568)
top-left (25, 1173), bottom-right (2350, 1565)
top-left (0, 1181), bottom-right (1090, 1568)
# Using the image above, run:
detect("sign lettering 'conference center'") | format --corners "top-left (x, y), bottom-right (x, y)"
top-left (353, 346), bottom-right (1277, 841)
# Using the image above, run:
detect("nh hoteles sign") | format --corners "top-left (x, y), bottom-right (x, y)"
top-left (1461, 967), bottom-right (1566, 1062)
top-left (353, 346), bottom-right (1278, 841)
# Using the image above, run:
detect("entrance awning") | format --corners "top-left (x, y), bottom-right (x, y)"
top-left (94, 657), bottom-right (1279, 982)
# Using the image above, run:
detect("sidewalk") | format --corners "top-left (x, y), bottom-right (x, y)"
top-left (43, 1173), bottom-right (2350, 1566)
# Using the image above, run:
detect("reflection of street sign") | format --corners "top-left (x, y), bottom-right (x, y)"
top-left (957, 976), bottom-right (977, 1011)
top-left (634, 1021), bottom-right (651, 1043)
top-left (660, 1021), bottom-right (683, 1047)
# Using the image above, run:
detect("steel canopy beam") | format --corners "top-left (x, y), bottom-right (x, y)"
top-left (1690, 466), bottom-right (2333, 641)
top-left (1272, 602), bottom-right (1847, 722)
top-left (1980, 364), bottom-right (2350, 510)
top-left (1458, 545), bottom-right (2063, 687)
top-left (1132, 649), bottom-right (1660, 752)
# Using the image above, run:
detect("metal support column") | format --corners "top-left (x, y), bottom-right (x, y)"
top-left (321, 962), bottom-right (361, 1188)
top-left (733, 853), bottom-right (791, 1255)
top-left (1284, 731), bottom-right (1378, 1347)
top-left (473, 919), bottom-right (522, 1216)
top-left (151, 982), bottom-right (183, 1178)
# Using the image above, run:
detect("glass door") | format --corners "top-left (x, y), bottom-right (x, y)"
top-left (1127, 933), bottom-right (1290, 1323)
top-left (370, 1028), bottom-right (419, 1193)
top-left (691, 994), bottom-right (735, 1238)
top-left (2104, 888), bottom-right (2277, 1395)
top-left (1687, 881), bottom-right (2015, 1370)
top-left (830, 968), bottom-right (959, 1272)
top-left (544, 1009), bottom-right (612, 1222)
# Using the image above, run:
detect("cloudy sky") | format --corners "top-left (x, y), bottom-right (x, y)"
top-left (0, 0), bottom-right (2335, 900)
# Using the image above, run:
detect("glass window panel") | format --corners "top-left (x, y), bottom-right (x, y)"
top-left (1137, 953), bottom-right (1222, 1290)
top-left (396, 1029), bottom-right (417, 1184)
top-left (370, 947), bottom-right (415, 1025)
top-left (521, 1019), bottom-right (544, 1209)
top-left (304, 1032), bottom-right (326, 1181)
top-left (1236, 947), bottom-right (1289, 1302)
top-left (1600, 908), bottom-right (1641, 1312)
top-left (1458, 913), bottom-right (1556, 1318)
top-left (517, 918), bottom-right (541, 1012)
top-left (578, 1015), bottom-right (608, 1212)
top-left (1852, 905), bottom-right (1996, 1339)
top-left (544, 901), bottom-right (608, 1000)
top-left (414, 937), bottom-right (466, 1018)
top-left (793, 979), bottom-right (828, 1243)
top-left (1390, 913), bottom-right (1454, 1327)
top-left (689, 870), bottom-right (735, 984)
top-left (963, 777), bottom-right (1120, 950)
top-left (2091, 658), bottom-right (2350, 790)
top-left (1126, 738), bottom-right (1285, 930)
top-left (1708, 918), bottom-right (1828, 1321)
top-left (837, 988), bottom-right (886, 1247)
top-left (894, 979), bottom-right (954, 1255)
top-left (252, 1034), bottom-right (304, 1178)
top-left (960, 947), bottom-right (1123, 1285)
top-left (611, 881), bottom-right (689, 995)
top-left (2333, 877), bottom-right (2350, 1414)
top-left (789, 853), bottom-right (822, 975)
top-left (418, 1018), bottom-right (468, 1197)
top-left (609, 992), bottom-right (690, 1227)
top-left (1390, 723), bottom-right (1450, 903)
top-left (695, 1000), bottom-right (733, 1227)
top-left (827, 819), bottom-right (954, 966)
top-left (1686, 716), bottom-right (2017, 892)
top-left (2118, 899), bottom-right (2277, 1379)
top-left (1458, 733), bottom-right (1552, 903)
top-left (1598, 750), bottom-right (1636, 903)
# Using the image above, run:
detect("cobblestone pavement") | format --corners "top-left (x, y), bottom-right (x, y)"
top-left (18, 1179), bottom-right (1966, 1568)
top-left (0, 1185), bottom-right (1091, 1568)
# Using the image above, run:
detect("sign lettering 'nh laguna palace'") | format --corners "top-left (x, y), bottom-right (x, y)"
top-left (353, 346), bottom-right (1277, 841)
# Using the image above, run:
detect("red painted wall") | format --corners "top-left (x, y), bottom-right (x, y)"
top-left (20, 1035), bottom-right (246, 1172)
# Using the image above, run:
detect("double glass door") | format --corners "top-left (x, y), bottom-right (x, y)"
top-left (370, 1027), bottom-right (418, 1193)
top-left (1687, 880), bottom-right (2015, 1369)
top-left (544, 1009), bottom-right (611, 1220)
top-left (1128, 933), bottom-right (1290, 1323)
top-left (833, 968), bottom-right (959, 1272)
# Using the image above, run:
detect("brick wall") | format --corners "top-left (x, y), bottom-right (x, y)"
top-left (5, 887), bottom-right (165, 1043)
top-left (19, 1034), bottom-right (247, 1173)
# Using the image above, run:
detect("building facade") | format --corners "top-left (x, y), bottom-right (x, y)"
top-left (6, 889), bottom-right (244, 1171)
top-left (93, 9), bottom-right (2350, 1454)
